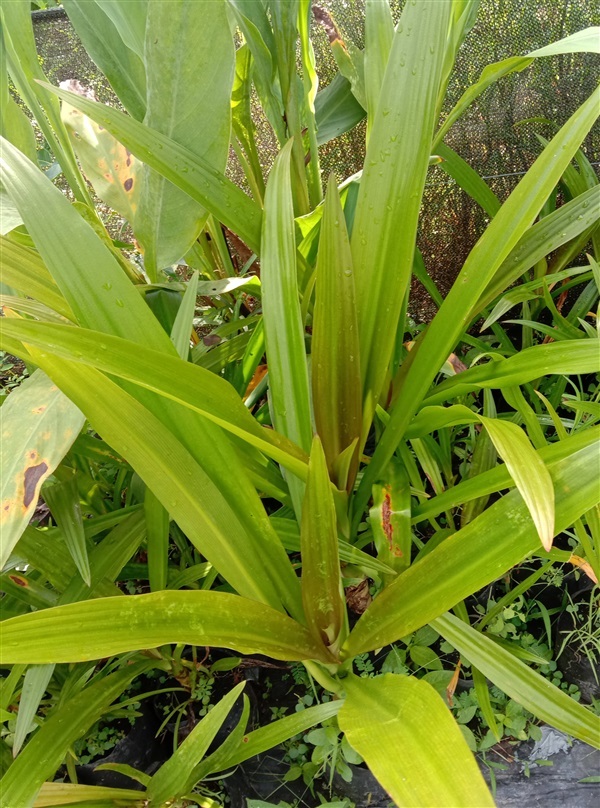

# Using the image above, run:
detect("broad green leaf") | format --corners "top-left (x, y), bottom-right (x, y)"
top-left (0, 370), bottom-right (84, 568)
top-left (0, 661), bottom-right (152, 807)
top-left (34, 782), bottom-right (143, 807)
top-left (135, 0), bottom-right (234, 276)
top-left (356, 84), bottom-right (600, 520)
top-left (301, 437), bottom-right (345, 655)
top-left (0, 319), bottom-right (308, 480)
top-left (312, 176), bottom-right (361, 487)
top-left (0, 591), bottom-right (330, 665)
top-left (148, 683), bottom-right (244, 804)
top-left (261, 141), bottom-right (312, 513)
top-left (61, 89), bottom-right (142, 223)
top-left (42, 475), bottom-right (90, 586)
top-left (95, 0), bottom-right (147, 57)
top-left (480, 417), bottom-right (554, 550)
top-left (338, 674), bottom-right (494, 807)
top-left (12, 663), bottom-right (54, 757)
top-left (0, 237), bottom-right (73, 320)
top-left (314, 72), bottom-right (365, 145)
top-left (345, 439), bottom-right (599, 656)
top-left (63, 0), bottom-right (147, 120)
top-left (433, 613), bottom-right (600, 749)
top-left (41, 83), bottom-right (262, 254)
top-left (351, 0), bottom-right (452, 435)
top-left (364, 0), bottom-right (394, 134)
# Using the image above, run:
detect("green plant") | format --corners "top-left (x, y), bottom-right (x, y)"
top-left (1, 0), bottom-right (599, 805)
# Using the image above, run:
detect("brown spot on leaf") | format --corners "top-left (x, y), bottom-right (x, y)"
top-left (8, 575), bottom-right (28, 588)
top-left (23, 462), bottom-right (49, 508)
top-left (124, 178), bottom-right (134, 192)
top-left (126, 157), bottom-right (131, 167)
top-left (381, 488), bottom-right (394, 551)
top-left (32, 406), bottom-right (46, 414)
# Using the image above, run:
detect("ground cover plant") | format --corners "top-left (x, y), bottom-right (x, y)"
top-left (0, 0), bottom-right (599, 805)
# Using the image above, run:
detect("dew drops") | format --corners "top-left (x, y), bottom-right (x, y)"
top-left (102, 282), bottom-right (112, 291)
top-left (115, 299), bottom-right (124, 308)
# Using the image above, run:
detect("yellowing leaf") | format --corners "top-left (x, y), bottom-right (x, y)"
top-left (60, 81), bottom-right (141, 222)
top-left (339, 673), bottom-right (494, 807)
top-left (0, 369), bottom-right (84, 568)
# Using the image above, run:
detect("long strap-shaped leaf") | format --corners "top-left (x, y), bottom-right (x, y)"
top-left (412, 426), bottom-right (599, 525)
top-left (23, 352), bottom-right (300, 615)
top-left (39, 82), bottom-right (262, 254)
top-left (147, 683), bottom-right (245, 804)
top-left (351, 0), bottom-right (452, 435)
top-left (424, 340), bottom-right (600, 406)
top-left (0, 591), bottom-right (331, 665)
top-left (312, 176), bottom-right (361, 486)
top-left (355, 84), bottom-right (600, 520)
top-left (0, 236), bottom-right (74, 320)
top-left (433, 27), bottom-right (600, 150)
top-left (261, 140), bottom-right (313, 514)
top-left (338, 673), bottom-right (494, 807)
top-left (344, 439), bottom-right (599, 656)
top-left (0, 661), bottom-right (153, 807)
top-left (0, 319), bottom-right (308, 479)
top-left (432, 613), bottom-right (600, 749)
